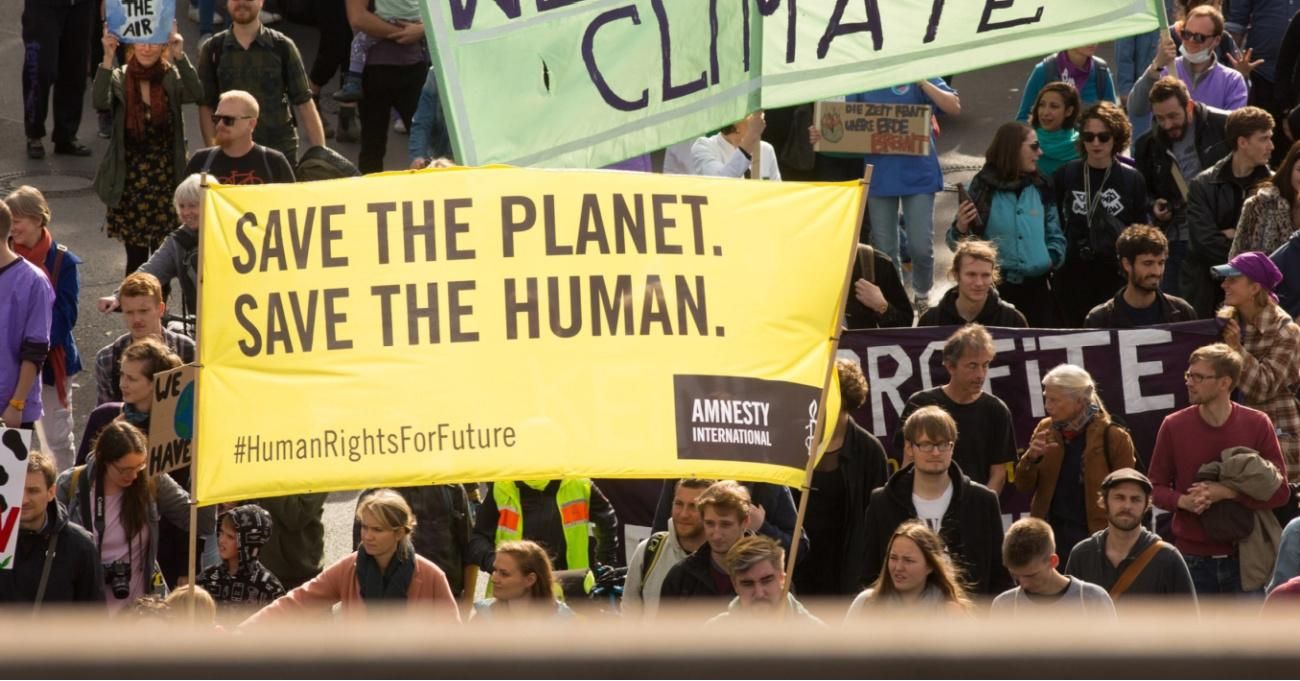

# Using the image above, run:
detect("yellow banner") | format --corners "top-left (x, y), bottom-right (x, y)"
top-left (196, 167), bottom-right (861, 505)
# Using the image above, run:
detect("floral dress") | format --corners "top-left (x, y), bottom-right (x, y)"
top-left (105, 115), bottom-right (177, 248)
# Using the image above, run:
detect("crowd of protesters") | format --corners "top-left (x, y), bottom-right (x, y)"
top-left (8, 0), bottom-right (1300, 626)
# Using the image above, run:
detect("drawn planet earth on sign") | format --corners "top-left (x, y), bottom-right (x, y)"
top-left (174, 381), bottom-right (195, 440)
top-left (820, 112), bottom-right (845, 143)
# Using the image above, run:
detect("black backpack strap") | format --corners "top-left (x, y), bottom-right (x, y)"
top-left (199, 147), bottom-right (218, 175)
top-left (1041, 55), bottom-right (1061, 83)
top-left (33, 531), bottom-right (61, 611)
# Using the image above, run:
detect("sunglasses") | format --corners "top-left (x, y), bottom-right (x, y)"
top-left (1081, 132), bottom-right (1113, 143)
top-left (211, 114), bottom-right (255, 126)
top-left (111, 460), bottom-right (147, 476)
top-left (1183, 31), bottom-right (1219, 44)
top-left (1028, 141), bottom-right (1041, 151)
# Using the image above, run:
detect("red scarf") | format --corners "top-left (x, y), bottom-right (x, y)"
top-left (13, 228), bottom-right (69, 407)
top-left (125, 55), bottom-right (168, 140)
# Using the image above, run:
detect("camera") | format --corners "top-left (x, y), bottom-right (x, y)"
top-left (103, 560), bottom-right (131, 600)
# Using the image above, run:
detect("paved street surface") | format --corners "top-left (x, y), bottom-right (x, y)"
top-left (0, 0), bottom-right (1113, 567)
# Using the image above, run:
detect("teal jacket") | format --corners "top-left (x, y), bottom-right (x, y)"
top-left (947, 168), bottom-right (1066, 284)
top-left (92, 55), bottom-right (204, 209)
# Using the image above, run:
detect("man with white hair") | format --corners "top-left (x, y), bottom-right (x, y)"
top-left (184, 90), bottom-right (295, 185)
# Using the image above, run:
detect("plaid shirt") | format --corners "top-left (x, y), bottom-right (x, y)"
top-left (1233, 304), bottom-right (1300, 481)
top-left (94, 330), bottom-right (196, 405)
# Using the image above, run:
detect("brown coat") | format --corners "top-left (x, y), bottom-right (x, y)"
top-left (242, 552), bottom-right (461, 625)
top-left (1015, 413), bottom-right (1137, 533)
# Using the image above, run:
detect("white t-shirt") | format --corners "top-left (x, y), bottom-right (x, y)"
top-left (912, 484), bottom-right (953, 534)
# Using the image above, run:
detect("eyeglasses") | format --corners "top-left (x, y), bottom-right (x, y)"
top-left (909, 441), bottom-right (956, 453)
top-left (111, 460), bottom-right (147, 477)
top-left (211, 114), bottom-right (255, 127)
top-left (1081, 132), bottom-right (1113, 144)
top-left (1184, 371), bottom-right (1220, 383)
top-left (1028, 141), bottom-right (1041, 151)
top-left (1183, 31), bottom-right (1219, 44)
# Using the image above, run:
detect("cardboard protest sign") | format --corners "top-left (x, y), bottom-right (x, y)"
top-left (0, 428), bottom-right (33, 570)
top-left (812, 101), bottom-right (931, 156)
top-left (149, 364), bottom-right (196, 477)
top-left (106, 0), bottom-right (175, 44)
top-left (419, 0), bottom-right (1166, 168)
top-left (196, 166), bottom-right (862, 504)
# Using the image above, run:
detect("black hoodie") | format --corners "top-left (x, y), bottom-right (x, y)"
top-left (917, 286), bottom-right (1028, 328)
top-left (862, 463), bottom-right (1010, 596)
top-left (197, 504), bottom-right (285, 608)
top-left (0, 499), bottom-right (102, 604)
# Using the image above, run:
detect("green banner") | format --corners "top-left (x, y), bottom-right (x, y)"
top-left (421, 0), bottom-right (1165, 169)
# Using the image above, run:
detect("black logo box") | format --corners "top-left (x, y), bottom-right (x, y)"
top-left (673, 374), bottom-right (821, 470)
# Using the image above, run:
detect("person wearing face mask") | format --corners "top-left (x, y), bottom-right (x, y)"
top-left (1016, 45), bottom-right (1119, 124)
top-left (846, 521), bottom-right (973, 616)
top-left (1129, 7), bottom-right (1250, 123)
top-left (1029, 82), bottom-right (1081, 178)
top-left (1052, 103), bottom-right (1149, 326)
top-left (94, 25), bottom-right (204, 278)
top-left (950, 122), bottom-right (1067, 327)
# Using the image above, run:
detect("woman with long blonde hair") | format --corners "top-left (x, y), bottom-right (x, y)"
top-left (846, 521), bottom-right (973, 616)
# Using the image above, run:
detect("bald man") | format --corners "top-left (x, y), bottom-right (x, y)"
top-left (184, 90), bottom-right (296, 185)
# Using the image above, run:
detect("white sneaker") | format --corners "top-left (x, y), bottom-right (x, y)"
top-left (393, 118), bottom-right (408, 134)
top-left (260, 10), bottom-right (282, 24)
top-left (187, 6), bottom-right (199, 21)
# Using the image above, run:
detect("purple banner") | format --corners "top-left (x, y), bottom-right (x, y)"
top-left (840, 320), bottom-right (1223, 514)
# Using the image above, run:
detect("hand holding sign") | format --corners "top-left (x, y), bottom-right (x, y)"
top-left (169, 20), bottom-right (184, 61)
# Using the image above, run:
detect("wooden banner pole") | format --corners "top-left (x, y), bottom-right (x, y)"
top-left (780, 165), bottom-right (873, 604)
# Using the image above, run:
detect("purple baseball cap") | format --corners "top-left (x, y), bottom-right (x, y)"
top-left (1212, 251), bottom-right (1283, 302)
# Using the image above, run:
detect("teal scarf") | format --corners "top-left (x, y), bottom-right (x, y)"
top-left (1035, 127), bottom-right (1080, 178)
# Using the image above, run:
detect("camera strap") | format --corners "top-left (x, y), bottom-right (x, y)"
top-left (33, 531), bottom-right (60, 612)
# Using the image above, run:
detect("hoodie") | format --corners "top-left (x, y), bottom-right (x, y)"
top-left (918, 286), bottom-right (1028, 328)
top-left (862, 463), bottom-right (1010, 595)
top-left (197, 504), bottom-right (286, 607)
top-left (0, 499), bottom-right (102, 604)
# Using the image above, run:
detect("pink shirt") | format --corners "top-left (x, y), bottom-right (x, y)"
top-left (96, 489), bottom-right (150, 612)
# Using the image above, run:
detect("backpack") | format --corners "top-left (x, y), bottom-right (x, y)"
top-left (1040, 54), bottom-right (1112, 100)
top-left (638, 531), bottom-right (671, 588)
top-left (296, 145), bottom-right (361, 181)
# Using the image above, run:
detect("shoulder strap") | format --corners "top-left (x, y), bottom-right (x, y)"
top-left (1041, 55), bottom-right (1061, 83)
top-left (1108, 540), bottom-right (1167, 598)
top-left (856, 244), bottom-right (875, 284)
top-left (72, 465), bottom-right (91, 529)
top-left (1103, 422), bottom-right (1115, 471)
top-left (33, 531), bottom-right (61, 611)
top-left (49, 246), bottom-right (66, 291)
top-left (640, 531), bottom-right (669, 586)
top-left (257, 145), bottom-right (275, 182)
top-left (199, 147), bottom-right (218, 175)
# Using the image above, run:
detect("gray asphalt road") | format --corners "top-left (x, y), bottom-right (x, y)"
top-left (0, 0), bottom-right (1112, 568)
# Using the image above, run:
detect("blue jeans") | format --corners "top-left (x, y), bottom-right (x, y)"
top-left (193, 0), bottom-right (228, 36)
top-left (867, 193), bottom-right (935, 300)
top-left (1184, 554), bottom-right (1241, 595)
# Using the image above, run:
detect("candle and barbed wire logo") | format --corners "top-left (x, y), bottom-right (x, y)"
top-left (804, 400), bottom-right (819, 453)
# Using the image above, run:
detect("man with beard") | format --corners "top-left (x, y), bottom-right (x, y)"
top-left (897, 325), bottom-right (1017, 493)
top-left (1133, 77), bottom-right (1229, 299)
top-left (0, 452), bottom-right (101, 605)
top-left (1086, 225), bottom-right (1198, 327)
top-left (1148, 343), bottom-right (1291, 594)
top-left (184, 91), bottom-right (296, 185)
top-left (918, 240), bottom-right (1027, 328)
top-left (624, 478), bottom-right (711, 617)
top-left (1065, 468), bottom-right (1197, 603)
top-left (705, 536), bottom-right (823, 624)
top-left (198, 0), bottom-right (325, 161)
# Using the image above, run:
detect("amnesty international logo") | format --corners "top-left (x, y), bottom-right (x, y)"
top-left (673, 375), bottom-right (819, 469)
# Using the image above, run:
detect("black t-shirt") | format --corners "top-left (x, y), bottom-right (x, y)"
top-left (183, 145), bottom-right (296, 185)
top-left (895, 388), bottom-right (1017, 485)
top-left (1114, 293), bottom-right (1164, 327)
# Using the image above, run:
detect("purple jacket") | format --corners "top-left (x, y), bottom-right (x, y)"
top-left (1167, 58), bottom-right (1249, 112)
top-left (0, 258), bottom-right (54, 423)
